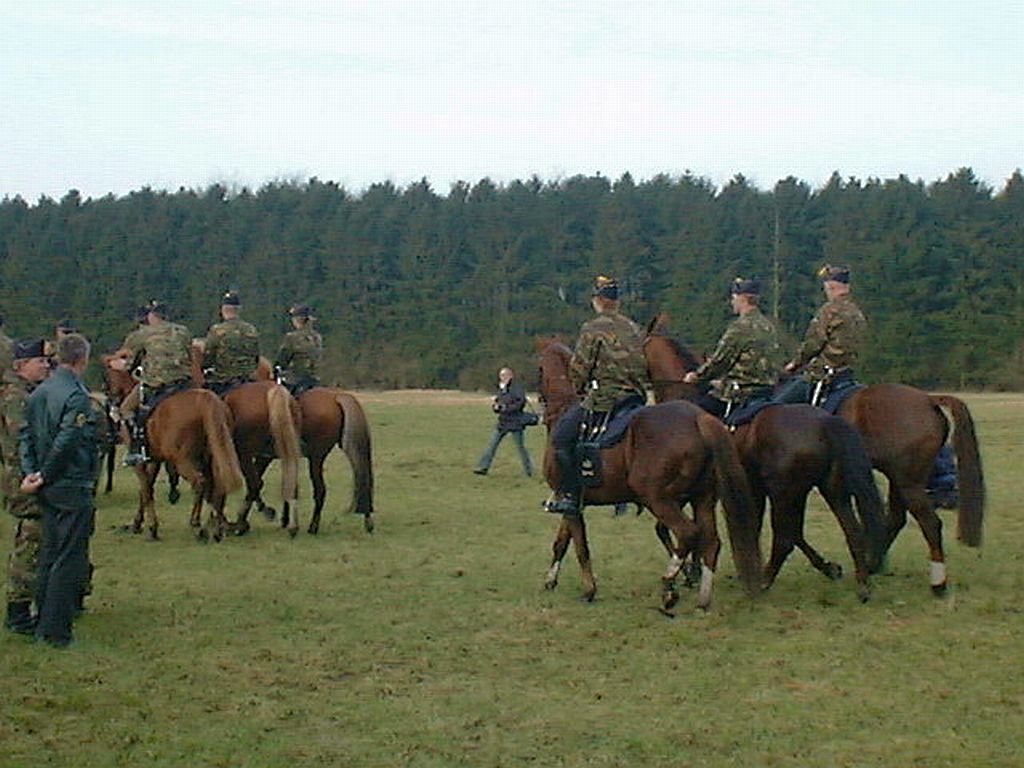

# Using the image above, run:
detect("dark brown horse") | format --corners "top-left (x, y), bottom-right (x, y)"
top-left (537, 340), bottom-right (762, 609)
top-left (189, 343), bottom-right (304, 536)
top-left (130, 389), bottom-right (244, 541)
top-left (644, 316), bottom-right (985, 594)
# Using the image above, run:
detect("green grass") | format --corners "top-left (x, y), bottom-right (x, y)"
top-left (2, 391), bottom-right (1022, 767)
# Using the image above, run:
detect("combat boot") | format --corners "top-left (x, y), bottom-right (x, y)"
top-left (122, 417), bottom-right (149, 466)
top-left (4, 601), bottom-right (35, 636)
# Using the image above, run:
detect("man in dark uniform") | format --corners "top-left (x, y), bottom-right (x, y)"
top-left (203, 291), bottom-right (260, 396)
top-left (546, 275), bottom-right (649, 515)
top-left (274, 304), bottom-right (322, 396)
top-left (473, 367), bottom-right (534, 477)
top-left (1, 339), bottom-right (50, 635)
top-left (111, 301), bottom-right (194, 465)
top-left (775, 264), bottom-right (867, 404)
top-left (19, 333), bottom-right (98, 648)
top-left (683, 277), bottom-right (781, 418)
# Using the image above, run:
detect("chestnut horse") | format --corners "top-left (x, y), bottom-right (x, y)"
top-left (537, 340), bottom-right (762, 609)
top-left (189, 343), bottom-right (303, 536)
top-left (644, 315), bottom-right (985, 594)
top-left (101, 352), bottom-right (181, 502)
top-left (130, 389), bottom-right (244, 541)
top-left (644, 332), bottom-right (887, 601)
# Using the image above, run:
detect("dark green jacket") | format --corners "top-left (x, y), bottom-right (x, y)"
top-left (19, 367), bottom-right (98, 504)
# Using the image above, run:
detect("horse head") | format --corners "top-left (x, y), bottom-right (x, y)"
top-left (536, 340), bottom-right (576, 428)
top-left (643, 318), bottom-right (703, 404)
top-left (101, 352), bottom-right (137, 404)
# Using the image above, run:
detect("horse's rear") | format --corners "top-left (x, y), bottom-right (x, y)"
top-left (840, 383), bottom-right (985, 592)
top-left (296, 387), bottom-right (375, 534)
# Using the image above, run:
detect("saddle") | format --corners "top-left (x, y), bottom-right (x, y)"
top-left (578, 396), bottom-right (645, 488)
top-left (724, 399), bottom-right (778, 428)
top-left (812, 370), bottom-right (864, 414)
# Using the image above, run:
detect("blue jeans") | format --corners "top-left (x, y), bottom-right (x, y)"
top-left (476, 429), bottom-right (533, 476)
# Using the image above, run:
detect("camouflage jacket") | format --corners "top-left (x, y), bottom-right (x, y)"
top-left (792, 294), bottom-right (867, 380)
top-left (695, 308), bottom-right (781, 400)
top-left (122, 322), bottom-right (193, 389)
top-left (0, 372), bottom-right (40, 518)
top-left (204, 318), bottom-right (260, 384)
top-left (0, 333), bottom-right (12, 375)
top-left (275, 327), bottom-right (322, 384)
top-left (569, 311), bottom-right (649, 412)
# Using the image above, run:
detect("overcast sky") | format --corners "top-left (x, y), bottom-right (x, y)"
top-left (3, 1), bottom-right (1022, 201)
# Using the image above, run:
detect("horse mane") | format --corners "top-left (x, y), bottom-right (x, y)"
top-left (645, 318), bottom-right (703, 370)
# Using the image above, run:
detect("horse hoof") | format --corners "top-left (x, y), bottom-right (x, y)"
top-left (858, 589), bottom-right (871, 604)
top-left (931, 582), bottom-right (949, 597)
top-left (261, 507), bottom-right (276, 522)
top-left (363, 515), bottom-right (375, 534)
top-left (580, 590), bottom-right (596, 603)
top-left (196, 528), bottom-right (209, 543)
top-left (288, 527), bottom-right (298, 539)
top-left (168, 489), bottom-right (181, 505)
top-left (232, 522), bottom-right (250, 537)
top-left (544, 579), bottom-right (558, 592)
top-left (307, 524), bottom-right (319, 536)
top-left (279, 512), bottom-right (289, 528)
top-left (825, 563), bottom-right (843, 581)
top-left (148, 527), bottom-right (159, 541)
top-left (662, 590), bottom-right (680, 611)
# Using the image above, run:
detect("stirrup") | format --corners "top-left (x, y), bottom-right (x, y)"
top-left (543, 492), bottom-right (581, 515)
top-left (122, 451), bottom-right (149, 467)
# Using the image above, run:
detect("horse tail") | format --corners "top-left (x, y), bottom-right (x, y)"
top-left (694, 411), bottom-right (762, 596)
top-left (336, 391), bottom-right (375, 517)
top-left (822, 416), bottom-right (887, 568)
top-left (267, 384), bottom-right (301, 507)
top-left (931, 395), bottom-right (985, 547)
top-left (199, 393), bottom-right (244, 498)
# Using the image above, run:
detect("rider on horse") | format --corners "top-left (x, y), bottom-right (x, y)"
top-left (274, 304), bottom-right (322, 397)
top-left (683, 277), bottom-right (781, 421)
top-left (114, 301), bottom-right (194, 466)
top-left (545, 275), bottom-right (649, 515)
top-left (203, 291), bottom-right (260, 396)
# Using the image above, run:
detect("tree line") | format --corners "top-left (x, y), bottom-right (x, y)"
top-left (1, 167), bottom-right (1022, 391)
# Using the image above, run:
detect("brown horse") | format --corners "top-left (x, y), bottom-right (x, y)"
top-left (537, 340), bottom-right (762, 609)
top-left (644, 316), bottom-right (985, 594)
top-left (130, 389), bottom-right (244, 541)
top-left (189, 343), bottom-right (304, 536)
top-left (646, 332), bottom-right (888, 599)
top-left (101, 352), bottom-right (181, 502)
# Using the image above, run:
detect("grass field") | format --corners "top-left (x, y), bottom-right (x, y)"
top-left (1, 391), bottom-right (1022, 767)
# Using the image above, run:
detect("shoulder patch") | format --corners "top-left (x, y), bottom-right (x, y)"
top-left (75, 412), bottom-right (88, 427)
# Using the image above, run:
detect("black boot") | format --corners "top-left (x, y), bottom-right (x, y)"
top-left (544, 445), bottom-right (582, 515)
top-left (122, 416), bottom-right (149, 466)
top-left (4, 601), bottom-right (35, 636)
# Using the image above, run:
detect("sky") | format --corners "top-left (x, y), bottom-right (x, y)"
top-left (3, 0), bottom-right (1022, 202)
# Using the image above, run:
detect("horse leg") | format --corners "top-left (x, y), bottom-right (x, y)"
top-left (883, 481), bottom-right (909, 554)
top-left (104, 443), bottom-right (115, 494)
top-left (565, 514), bottom-right (596, 602)
top-left (690, 491), bottom-right (721, 610)
top-left (306, 453), bottom-right (327, 535)
top-left (649, 501), bottom-right (701, 610)
top-left (253, 454), bottom-right (276, 522)
top-left (231, 453), bottom-right (261, 535)
top-left (901, 484), bottom-right (949, 595)
top-left (133, 463), bottom-right (161, 540)
top-left (165, 462), bottom-right (181, 505)
top-left (544, 517), bottom-right (573, 591)
top-left (818, 474), bottom-right (872, 602)
top-left (762, 490), bottom-right (807, 591)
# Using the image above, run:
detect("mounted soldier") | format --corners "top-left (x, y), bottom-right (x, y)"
top-left (683, 277), bottom-right (781, 422)
top-left (274, 304), bottom-right (322, 397)
top-left (545, 275), bottom-right (650, 515)
top-left (203, 290), bottom-right (260, 396)
top-left (111, 301), bottom-right (193, 466)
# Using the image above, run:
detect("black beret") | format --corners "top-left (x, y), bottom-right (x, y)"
top-left (56, 318), bottom-right (76, 332)
top-left (14, 338), bottom-right (46, 360)
top-left (730, 277), bottom-right (761, 295)
top-left (134, 305), bottom-right (151, 323)
top-left (288, 304), bottom-right (313, 318)
top-left (592, 275), bottom-right (619, 300)
top-left (222, 291), bottom-right (241, 306)
top-left (148, 300), bottom-right (169, 317)
top-left (817, 264), bottom-right (851, 283)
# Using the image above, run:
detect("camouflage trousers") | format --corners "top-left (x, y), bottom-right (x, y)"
top-left (7, 516), bottom-right (42, 603)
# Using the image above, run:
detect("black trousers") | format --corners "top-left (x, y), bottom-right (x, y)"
top-left (35, 498), bottom-right (94, 644)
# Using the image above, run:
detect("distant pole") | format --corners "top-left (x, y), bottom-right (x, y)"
top-left (772, 201), bottom-right (781, 322)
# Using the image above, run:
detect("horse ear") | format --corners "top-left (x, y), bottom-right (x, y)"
top-left (646, 313), bottom-right (669, 335)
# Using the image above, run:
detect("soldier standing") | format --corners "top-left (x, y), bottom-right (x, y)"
top-left (111, 301), bottom-right (193, 466)
top-left (19, 333), bottom-right (98, 648)
top-left (683, 277), bottom-right (781, 417)
top-left (546, 275), bottom-right (649, 515)
top-left (203, 291), bottom-right (259, 396)
top-left (274, 304), bottom-right (322, 396)
top-left (1, 339), bottom-right (50, 635)
top-left (775, 263), bottom-right (867, 404)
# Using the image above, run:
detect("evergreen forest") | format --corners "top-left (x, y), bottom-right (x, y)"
top-left (1, 167), bottom-right (1022, 390)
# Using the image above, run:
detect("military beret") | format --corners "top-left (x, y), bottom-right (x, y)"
top-left (56, 318), bottom-right (76, 332)
top-left (817, 264), bottom-right (850, 283)
top-left (730, 277), bottom-right (761, 295)
top-left (134, 305), bottom-right (151, 323)
top-left (288, 304), bottom-right (313, 318)
top-left (14, 338), bottom-right (46, 360)
top-left (221, 291), bottom-right (241, 306)
top-left (592, 275), bottom-right (619, 300)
